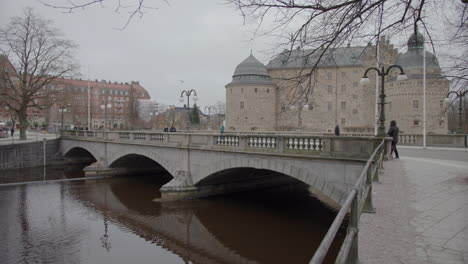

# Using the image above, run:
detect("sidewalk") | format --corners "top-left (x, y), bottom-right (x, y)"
top-left (359, 151), bottom-right (468, 263)
top-left (0, 132), bottom-right (58, 145)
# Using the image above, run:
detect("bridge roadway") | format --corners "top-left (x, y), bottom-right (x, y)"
top-left (60, 130), bottom-right (390, 208)
top-left (359, 147), bottom-right (468, 263)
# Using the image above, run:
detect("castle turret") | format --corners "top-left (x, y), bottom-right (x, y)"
top-left (225, 53), bottom-right (276, 131)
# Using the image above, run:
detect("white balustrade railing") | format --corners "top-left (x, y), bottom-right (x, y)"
top-left (61, 130), bottom-right (389, 158)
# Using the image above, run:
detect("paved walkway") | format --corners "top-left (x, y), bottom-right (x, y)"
top-left (0, 132), bottom-right (58, 145)
top-left (360, 148), bottom-right (468, 263)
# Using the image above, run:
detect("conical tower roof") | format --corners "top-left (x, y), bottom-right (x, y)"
top-left (227, 53), bottom-right (273, 86)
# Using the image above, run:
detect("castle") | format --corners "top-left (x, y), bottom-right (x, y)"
top-left (225, 33), bottom-right (449, 134)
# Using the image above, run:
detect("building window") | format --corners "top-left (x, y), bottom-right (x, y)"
top-left (439, 120), bottom-right (444, 127)
top-left (413, 100), bottom-right (419, 109)
top-left (341, 84), bottom-right (346, 92)
top-left (341, 101), bottom-right (346, 110)
top-left (230, 88), bottom-right (232, 94)
top-left (328, 102), bottom-right (332, 111)
top-left (341, 72), bottom-right (346, 78)
top-left (341, 118), bottom-right (346, 125)
top-left (352, 109), bottom-right (358, 114)
top-left (328, 85), bottom-right (332, 94)
top-left (327, 72), bottom-right (333, 80)
top-left (414, 120), bottom-right (420, 126)
top-left (255, 88), bottom-right (258, 93)
top-left (267, 89), bottom-right (270, 93)
top-left (352, 94), bottom-right (358, 99)
top-left (281, 105), bottom-right (285, 111)
top-left (240, 101), bottom-right (244, 109)
top-left (241, 88), bottom-right (244, 93)
top-left (353, 82), bottom-right (358, 87)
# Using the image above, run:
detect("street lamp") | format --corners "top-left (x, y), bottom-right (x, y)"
top-left (58, 105), bottom-right (69, 131)
top-left (179, 89), bottom-right (198, 108)
top-left (445, 89), bottom-right (468, 133)
top-left (360, 65), bottom-right (408, 137)
top-left (290, 102), bottom-right (310, 128)
top-left (100, 102), bottom-right (112, 130)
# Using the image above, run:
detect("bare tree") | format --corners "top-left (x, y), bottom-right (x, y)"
top-left (40, 0), bottom-right (168, 29)
top-left (227, 0), bottom-right (467, 105)
top-left (0, 8), bottom-right (79, 140)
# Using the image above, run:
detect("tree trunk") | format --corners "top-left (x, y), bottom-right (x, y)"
top-left (18, 110), bottom-right (28, 140)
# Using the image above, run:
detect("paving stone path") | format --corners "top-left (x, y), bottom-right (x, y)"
top-left (359, 148), bottom-right (468, 264)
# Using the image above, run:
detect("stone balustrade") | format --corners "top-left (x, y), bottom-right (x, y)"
top-left (61, 130), bottom-right (388, 160)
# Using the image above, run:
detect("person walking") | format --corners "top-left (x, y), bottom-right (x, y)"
top-left (387, 120), bottom-right (400, 159)
top-left (334, 125), bottom-right (340, 136)
top-left (10, 127), bottom-right (14, 137)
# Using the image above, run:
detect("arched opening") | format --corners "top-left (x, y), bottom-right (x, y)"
top-left (64, 147), bottom-right (97, 164)
top-left (109, 154), bottom-right (173, 185)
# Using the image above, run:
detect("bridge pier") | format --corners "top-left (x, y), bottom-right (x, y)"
top-left (83, 162), bottom-right (128, 177)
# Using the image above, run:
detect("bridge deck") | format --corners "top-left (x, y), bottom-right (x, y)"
top-left (359, 147), bottom-right (468, 263)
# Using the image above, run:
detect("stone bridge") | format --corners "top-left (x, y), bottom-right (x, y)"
top-left (60, 130), bottom-right (390, 208)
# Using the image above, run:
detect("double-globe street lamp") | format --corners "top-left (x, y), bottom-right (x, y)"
top-left (360, 65), bottom-right (408, 137)
top-left (445, 89), bottom-right (468, 133)
top-left (100, 102), bottom-right (112, 130)
top-left (59, 104), bottom-right (70, 131)
top-left (179, 89), bottom-right (198, 108)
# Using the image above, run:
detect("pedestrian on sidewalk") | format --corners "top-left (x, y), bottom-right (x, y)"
top-left (334, 125), bottom-right (340, 136)
top-left (387, 120), bottom-right (399, 159)
top-left (10, 127), bottom-right (14, 137)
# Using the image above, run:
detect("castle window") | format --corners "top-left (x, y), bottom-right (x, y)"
top-left (341, 101), bottom-right (346, 110)
top-left (439, 120), bottom-right (444, 127)
top-left (341, 84), bottom-right (346, 92)
top-left (240, 101), bottom-right (244, 109)
top-left (341, 118), bottom-right (346, 125)
top-left (413, 100), bottom-right (419, 109)
top-left (327, 72), bottom-right (333, 80)
top-left (328, 102), bottom-right (332, 111)
top-left (353, 94), bottom-right (358, 99)
top-left (341, 72), bottom-right (346, 78)
top-left (390, 83), bottom-right (394, 87)
top-left (328, 85), bottom-right (333, 93)
top-left (255, 88), bottom-right (258, 93)
top-left (414, 120), bottom-right (420, 126)
top-left (267, 89), bottom-right (269, 93)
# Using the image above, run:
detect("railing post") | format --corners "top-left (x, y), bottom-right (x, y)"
top-left (349, 194), bottom-right (359, 264)
top-left (363, 165), bottom-right (375, 213)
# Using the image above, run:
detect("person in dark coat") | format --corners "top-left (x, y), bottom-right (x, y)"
top-left (10, 127), bottom-right (14, 137)
top-left (334, 125), bottom-right (340, 136)
top-left (387, 120), bottom-right (399, 159)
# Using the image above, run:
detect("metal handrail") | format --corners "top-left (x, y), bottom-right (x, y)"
top-left (310, 139), bottom-right (385, 264)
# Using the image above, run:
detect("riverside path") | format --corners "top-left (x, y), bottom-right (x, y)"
top-left (359, 146), bottom-right (468, 263)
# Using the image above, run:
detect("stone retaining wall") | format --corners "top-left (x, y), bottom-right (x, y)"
top-left (0, 139), bottom-right (62, 169)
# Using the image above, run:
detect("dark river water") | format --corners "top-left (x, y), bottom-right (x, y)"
top-left (0, 165), bottom-right (345, 264)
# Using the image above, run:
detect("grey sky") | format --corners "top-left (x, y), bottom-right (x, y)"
top-left (0, 1), bottom-right (461, 110)
top-left (0, 0), bottom-right (272, 109)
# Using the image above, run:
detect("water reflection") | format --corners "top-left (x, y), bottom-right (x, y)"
top-left (0, 162), bottom-right (91, 184)
top-left (0, 171), bottom-right (344, 264)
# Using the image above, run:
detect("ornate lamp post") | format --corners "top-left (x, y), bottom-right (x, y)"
top-left (58, 105), bottom-right (69, 131)
top-left (179, 89), bottom-right (198, 108)
top-left (100, 102), bottom-right (112, 130)
top-left (290, 102), bottom-right (310, 129)
top-left (360, 65), bottom-right (408, 137)
top-left (445, 89), bottom-right (468, 133)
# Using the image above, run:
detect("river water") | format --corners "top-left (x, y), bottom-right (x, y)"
top-left (0, 165), bottom-right (345, 264)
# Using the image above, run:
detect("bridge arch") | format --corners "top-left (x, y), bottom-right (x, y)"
top-left (62, 145), bottom-right (99, 163)
top-left (194, 156), bottom-right (347, 208)
top-left (106, 148), bottom-right (178, 178)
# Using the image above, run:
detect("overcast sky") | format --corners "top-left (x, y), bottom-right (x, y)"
top-left (0, 0), bottom-right (275, 110)
top-left (0, 1), bottom-right (460, 110)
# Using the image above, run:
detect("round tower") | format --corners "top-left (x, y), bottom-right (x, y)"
top-left (225, 53), bottom-right (277, 131)
top-left (386, 31), bottom-right (449, 134)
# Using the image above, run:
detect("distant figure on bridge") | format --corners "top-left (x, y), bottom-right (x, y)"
top-left (163, 127), bottom-right (169, 132)
top-left (334, 125), bottom-right (340, 136)
top-left (169, 126), bottom-right (176, 132)
top-left (387, 120), bottom-right (400, 159)
top-left (220, 124), bottom-right (225, 134)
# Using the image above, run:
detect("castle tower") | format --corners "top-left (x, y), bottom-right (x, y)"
top-left (225, 53), bottom-right (277, 131)
top-left (386, 31), bottom-right (449, 134)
